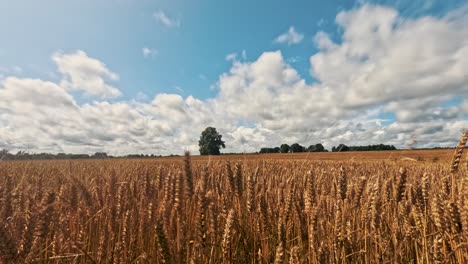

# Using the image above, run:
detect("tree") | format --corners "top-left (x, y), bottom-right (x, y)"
top-left (199, 127), bottom-right (226, 155)
top-left (307, 143), bottom-right (325, 152)
top-left (280, 144), bottom-right (290, 153)
top-left (94, 152), bottom-right (108, 159)
top-left (290, 143), bottom-right (305, 153)
top-left (332, 144), bottom-right (349, 152)
top-left (259, 147), bottom-right (280, 154)
top-left (315, 143), bottom-right (325, 152)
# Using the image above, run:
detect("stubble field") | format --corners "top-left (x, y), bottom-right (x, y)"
top-left (0, 147), bottom-right (467, 263)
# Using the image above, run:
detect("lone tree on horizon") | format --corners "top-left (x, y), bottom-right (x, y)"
top-left (198, 127), bottom-right (226, 155)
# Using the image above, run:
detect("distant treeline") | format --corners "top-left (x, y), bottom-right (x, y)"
top-left (259, 143), bottom-right (326, 153)
top-left (0, 150), bottom-right (110, 160)
top-left (259, 143), bottom-right (397, 154)
top-left (0, 150), bottom-right (169, 160)
top-left (0, 143), bottom-right (424, 160)
top-left (331, 143), bottom-right (397, 152)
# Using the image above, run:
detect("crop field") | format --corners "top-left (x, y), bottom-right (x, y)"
top-left (0, 145), bottom-right (467, 263)
top-left (165, 148), bottom-right (457, 162)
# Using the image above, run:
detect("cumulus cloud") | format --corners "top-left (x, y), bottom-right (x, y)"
top-left (311, 4), bottom-right (468, 107)
top-left (0, 77), bottom-right (77, 113)
top-left (153, 10), bottom-right (181, 28)
top-left (53, 50), bottom-right (122, 98)
top-left (275, 26), bottom-right (304, 45)
top-left (0, 4), bottom-right (467, 155)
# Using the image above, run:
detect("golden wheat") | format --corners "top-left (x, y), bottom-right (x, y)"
top-left (0, 133), bottom-right (467, 263)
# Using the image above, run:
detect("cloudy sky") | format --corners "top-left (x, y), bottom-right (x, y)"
top-left (0, 0), bottom-right (467, 155)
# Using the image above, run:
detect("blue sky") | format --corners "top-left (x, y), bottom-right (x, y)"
top-left (0, 0), bottom-right (467, 154)
top-left (2, 0), bottom-right (464, 100)
top-left (1, 0), bottom-right (337, 99)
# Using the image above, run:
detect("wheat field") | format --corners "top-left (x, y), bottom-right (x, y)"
top-left (1, 137), bottom-right (467, 263)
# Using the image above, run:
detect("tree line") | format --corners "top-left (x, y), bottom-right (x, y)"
top-left (331, 143), bottom-right (397, 152)
top-left (259, 143), bottom-right (397, 153)
top-left (0, 150), bottom-right (110, 160)
top-left (0, 150), bottom-right (171, 161)
top-left (260, 143), bottom-right (326, 153)
top-left (0, 127), bottom-right (399, 160)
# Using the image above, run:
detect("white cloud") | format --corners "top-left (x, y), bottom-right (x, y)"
top-left (311, 4), bottom-right (468, 108)
top-left (314, 31), bottom-right (337, 50)
top-left (0, 77), bottom-right (77, 114)
top-left (275, 26), bottom-right (304, 45)
top-left (241, 50), bottom-right (247, 60)
top-left (153, 10), bottom-right (181, 28)
top-left (228, 126), bottom-right (275, 153)
top-left (226, 50), bottom-right (247, 62)
top-left (286, 56), bottom-right (302, 63)
top-left (142, 47), bottom-right (157, 58)
top-left (0, 4), bottom-right (467, 155)
top-left (134, 92), bottom-right (149, 102)
top-left (225, 52), bottom-right (237, 61)
top-left (53, 50), bottom-right (122, 99)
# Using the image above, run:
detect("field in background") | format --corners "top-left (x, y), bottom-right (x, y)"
top-left (161, 148), bottom-right (458, 162)
top-left (0, 148), bottom-right (467, 263)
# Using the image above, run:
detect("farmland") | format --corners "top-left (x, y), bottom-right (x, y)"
top-left (169, 148), bottom-right (458, 162)
top-left (0, 147), bottom-right (467, 263)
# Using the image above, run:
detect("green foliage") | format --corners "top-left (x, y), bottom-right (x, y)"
top-left (259, 147), bottom-right (280, 153)
top-left (332, 144), bottom-right (350, 152)
top-left (307, 144), bottom-right (325, 152)
top-left (290, 143), bottom-right (306, 153)
top-left (94, 152), bottom-right (108, 159)
top-left (280, 144), bottom-right (290, 153)
top-left (332, 144), bottom-right (397, 152)
top-left (198, 127), bottom-right (226, 155)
